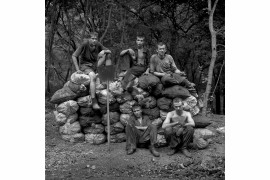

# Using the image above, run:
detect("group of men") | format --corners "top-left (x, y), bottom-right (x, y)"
top-left (72, 32), bottom-right (196, 158)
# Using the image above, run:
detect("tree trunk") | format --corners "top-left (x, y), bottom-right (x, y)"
top-left (45, 0), bottom-right (58, 94)
top-left (81, 0), bottom-right (89, 43)
top-left (201, 0), bottom-right (219, 116)
top-left (100, 5), bottom-right (113, 43)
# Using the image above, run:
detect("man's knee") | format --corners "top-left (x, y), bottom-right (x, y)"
top-left (185, 125), bottom-right (194, 134)
top-left (164, 127), bottom-right (173, 135)
top-left (88, 72), bottom-right (96, 80)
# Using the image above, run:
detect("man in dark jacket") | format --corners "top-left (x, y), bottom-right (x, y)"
top-left (125, 105), bottom-right (160, 157)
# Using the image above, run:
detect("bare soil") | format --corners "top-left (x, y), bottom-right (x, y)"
top-left (45, 101), bottom-right (225, 180)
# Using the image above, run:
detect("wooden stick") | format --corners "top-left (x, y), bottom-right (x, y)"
top-left (107, 80), bottom-right (110, 151)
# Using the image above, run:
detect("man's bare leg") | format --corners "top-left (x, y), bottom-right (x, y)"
top-left (89, 72), bottom-right (100, 109)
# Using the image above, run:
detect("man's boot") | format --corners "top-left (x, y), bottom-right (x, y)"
top-left (149, 146), bottom-right (160, 157)
top-left (92, 97), bottom-right (100, 110)
top-left (181, 148), bottom-right (192, 158)
top-left (127, 148), bottom-right (136, 155)
top-left (167, 148), bottom-right (177, 156)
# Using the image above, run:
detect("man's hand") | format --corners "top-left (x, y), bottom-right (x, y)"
top-left (76, 70), bottom-right (83, 74)
top-left (179, 71), bottom-right (186, 76)
top-left (104, 49), bottom-right (111, 54)
top-left (128, 49), bottom-right (135, 55)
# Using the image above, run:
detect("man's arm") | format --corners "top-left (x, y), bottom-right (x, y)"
top-left (184, 112), bottom-right (195, 127)
top-left (162, 112), bottom-right (179, 129)
top-left (72, 44), bottom-right (84, 72)
top-left (168, 55), bottom-right (185, 75)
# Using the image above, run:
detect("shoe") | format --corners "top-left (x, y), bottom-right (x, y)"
top-left (181, 148), bottom-right (192, 158)
top-left (167, 148), bottom-right (177, 156)
top-left (149, 146), bottom-right (160, 157)
top-left (127, 148), bottom-right (136, 155)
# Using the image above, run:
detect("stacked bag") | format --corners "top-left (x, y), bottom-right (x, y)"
top-left (50, 71), bottom-right (212, 149)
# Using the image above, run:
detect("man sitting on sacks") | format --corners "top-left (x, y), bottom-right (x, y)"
top-left (119, 32), bottom-right (150, 90)
top-left (149, 42), bottom-right (197, 97)
top-left (125, 105), bottom-right (160, 157)
top-left (72, 32), bottom-right (111, 109)
top-left (162, 98), bottom-right (195, 157)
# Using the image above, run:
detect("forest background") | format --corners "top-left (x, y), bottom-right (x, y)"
top-left (45, 0), bottom-right (225, 115)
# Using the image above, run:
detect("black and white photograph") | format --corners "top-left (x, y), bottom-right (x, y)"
top-left (45, 0), bottom-right (225, 179)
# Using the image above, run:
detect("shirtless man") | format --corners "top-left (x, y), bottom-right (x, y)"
top-left (120, 33), bottom-right (150, 90)
top-left (162, 98), bottom-right (195, 157)
top-left (72, 32), bottom-right (111, 109)
top-left (149, 42), bottom-right (197, 97)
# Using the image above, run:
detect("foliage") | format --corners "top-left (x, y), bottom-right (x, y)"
top-left (45, 0), bottom-right (225, 114)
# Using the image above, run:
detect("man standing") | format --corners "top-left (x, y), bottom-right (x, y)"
top-left (72, 32), bottom-right (111, 109)
top-left (125, 106), bottom-right (160, 157)
top-left (149, 42), bottom-right (197, 97)
top-left (120, 33), bottom-right (150, 90)
top-left (162, 98), bottom-right (195, 157)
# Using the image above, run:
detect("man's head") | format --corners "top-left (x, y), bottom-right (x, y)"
top-left (88, 32), bottom-right (98, 46)
top-left (136, 33), bottom-right (145, 48)
top-left (156, 42), bottom-right (167, 58)
top-left (173, 98), bottom-right (184, 116)
top-left (132, 105), bottom-right (142, 118)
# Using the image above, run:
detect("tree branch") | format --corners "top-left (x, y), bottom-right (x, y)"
top-left (100, 5), bottom-right (112, 43)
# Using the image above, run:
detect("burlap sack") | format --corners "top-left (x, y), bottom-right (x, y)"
top-left (162, 85), bottom-right (190, 99)
top-left (85, 133), bottom-right (106, 145)
top-left (83, 124), bottom-right (105, 134)
top-left (120, 114), bottom-right (131, 126)
top-left (59, 121), bottom-right (81, 135)
top-left (54, 111), bottom-right (67, 126)
top-left (98, 89), bottom-right (116, 105)
top-left (193, 115), bottom-right (212, 128)
top-left (79, 107), bottom-right (95, 116)
top-left (193, 137), bottom-right (209, 149)
top-left (142, 107), bottom-right (160, 120)
top-left (50, 87), bottom-right (77, 105)
top-left (99, 102), bottom-right (120, 114)
top-left (194, 128), bottom-right (215, 140)
top-left (66, 113), bottom-right (78, 124)
top-left (131, 86), bottom-right (149, 101)
top-left (151, 83), bottom-right (164, 97)
top-left (157, 97), bottom-right (172, 111)
top-left (110, 133), bottom-right (126, 143)
top-left (57, 100), bottom-right (79, 116)
top-left (79, 115), bottom-right (102, 127)
top-left (161, 73), bottom-right (185, 87)
top-left (138, 74), bottom-right (160, 90)
top-left (102, 112), bottom-right (120, 125)
top-left (156, 134), bottom-right (167, 147)
top-left (109, 81), bottom-right (123, 96)
top-left (70, 72), bottom-right (91, 85)
top-left (119, 100), bottom-right (137, 114)
top-left (64, 81), bottom-right (88, 95)
top-left (77, 95), bottom-right (92, 107)
top-left (139, 96), bottom-right (157, 109)
top-left (116, 92), bottom-right (133, 104)
top-left (61, 133), bottom-right (85, 143)
top-left (105, 122), bottom-right (125, 135)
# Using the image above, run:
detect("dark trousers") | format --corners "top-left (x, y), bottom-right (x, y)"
top-left (122, 66), bottom-right (146, 89)
top-left (125, 124), bottom-right (158, 150)
top-left (164, 125), bottom-right (194, 150)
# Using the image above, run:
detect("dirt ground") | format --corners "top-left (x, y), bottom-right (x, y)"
top-left (45, 102), bottom-right (225, 180)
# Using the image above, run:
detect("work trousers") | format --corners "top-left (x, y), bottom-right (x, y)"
top-left (125, 123), bottom-right (157, 150)
top-left (164, 125), bottom-right (194, 150)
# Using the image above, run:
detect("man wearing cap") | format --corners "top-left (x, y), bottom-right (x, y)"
top-left (162, 98), bottom-right (195, 157)
top-left (72, 32), bottom-right (111, 109)
top-left (125, 105), bottom-right (160, 157)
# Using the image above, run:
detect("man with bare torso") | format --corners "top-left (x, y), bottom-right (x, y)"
top-left (162, 98), bottom-right (195, 157)
top-left (120, 33), bottom-right (150, 90)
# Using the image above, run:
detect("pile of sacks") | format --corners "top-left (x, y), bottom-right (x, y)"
top-left (50, 72), bottom-right (213, 149)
